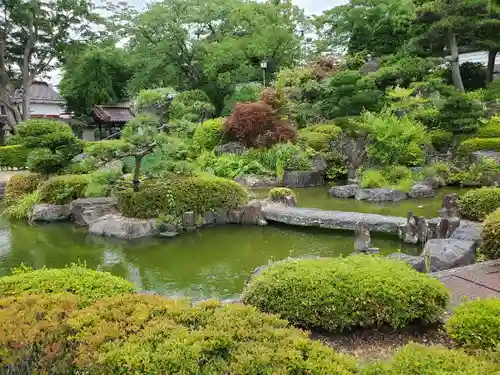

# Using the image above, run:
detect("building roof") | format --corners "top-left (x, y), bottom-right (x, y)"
top-left (93, 104), bottom-right (135, 123)
top-left (27, 81), bottom-right (65, 104)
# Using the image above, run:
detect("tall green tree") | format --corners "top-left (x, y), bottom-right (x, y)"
top-left (0, 0), bottom-right (99, 131)
top-left (124, 0), bottom-right (305, 113)
top-left (59, 43), bottom-right (132, 118)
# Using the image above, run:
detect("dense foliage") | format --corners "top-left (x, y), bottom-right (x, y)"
top-left (0, 292), bottom-right (358, 375)
top-left (481, 208), bottom-right (500, 260)
top-left (458, 138), bottom-right (500, 155)
top-left (458, 187), bottom-right (500, 221)
top-left (0, 145), bottom-right (29, 168)
top-left (242, 257), bottom-right (449, 332)
top-left (192, 118), bottom-right (224, 151)
top-left (4, 173), bottom-right (41, 206)
top-left (445, 298), bottom-right (500, 350)
top-left (0, 265), bottom-right (135, 304)
top-left (39, 174), bottom-right (90, 204)
top-left (117, 176), bottom-right (249, 219)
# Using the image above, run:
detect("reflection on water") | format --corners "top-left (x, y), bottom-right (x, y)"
top-left (0, 218), bottom-right (417, 300)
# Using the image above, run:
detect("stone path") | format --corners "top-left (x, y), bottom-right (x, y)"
top-left (432, 260), bottom-right (500, 306)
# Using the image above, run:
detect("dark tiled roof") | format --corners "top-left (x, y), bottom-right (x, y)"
top-left (29, 81), bottom-right (65, 103)
top-left (93, 105), bottom-right (135, 123)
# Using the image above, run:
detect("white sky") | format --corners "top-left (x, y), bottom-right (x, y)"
top-left (48, 0), bottom-right (348, 86)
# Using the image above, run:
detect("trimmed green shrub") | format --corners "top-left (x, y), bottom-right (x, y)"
top-left (362, 343), bottom-right (499, 375)
top-left (196, 151), bottom-right (269, 179)
top-left (477, 116), bottom-right (500, 138)
top-left (481, 208), bottom-right (500, 260)
top-left (0, 293), bottom-right (358, 375)
top-left (360, 168), bottom-right (387, 188)
top-left (307, 124), bottom-right (342, 137)
top-left (445, 298), bottom-right (500, 350)
top-left (3, 172), bottom-right (42, 205)
top-left (458, 187), bottom-right (500, 221)
top-left (117, 176), bottom-right (249, 219)
top-left (242, 257), bottom-right (449, 332)
top-left (39, 174), bottom-right (90, 204)
top-left (299, 130), bottom-right (331, 151)
top-left (0, 265), bottom-right (135, 304)
top-left (458, 137), bottom-right (500, 154)
top-left (192, 118), bottom-right (224, 151)
top-left (429, 130), bottom-right (454, 152)
top-left (269, 187), bottom-right (295, 200)
top-left (359, 166), bottom-right (415, 192)
top-left (0, 145), bottom-right (29, 168)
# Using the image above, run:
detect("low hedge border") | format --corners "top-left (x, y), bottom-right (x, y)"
top-left (39, 174), bottom-right (90, 204)
top-left (0, 145), bottom-right (29, 169)
top-left (458, 137), bottom-right (500, 154)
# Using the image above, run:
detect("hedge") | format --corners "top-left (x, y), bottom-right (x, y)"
top-left (0, 293), bottom-right (358, 375)
top-left (0, 145), bottom-right (29, 168)
top-left (117, 176), bottom-right (249, 219)
top-left (3, 172), bottom-right (42, 205)
top-left (299, 130), bottom-right (332, 151)
top-left (362, 343), bottom-right (499, 375)
top-left (445, 298), bottom-right (500, 350)
top-left (481, 208), bottom-right (500, 260)
top-left (458, 187), bottom-right (500, 221)
top-left (192, 118), bottom-right (224, 151)
top-left (39, 174), bottom-right (90, 204)
top-left (242, 257), bottom-right (449, 332)
top-left (0, 265), bottom-right (135, 305)
top-left (458, 137), bottom-right (500, 154)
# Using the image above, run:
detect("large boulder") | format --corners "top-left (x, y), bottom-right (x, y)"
top-left (235, 174), bottom-right (279, 188)
top-left (282, 170), bottom-right (324, 188)
top-left (355, 188), bottom-right (406, 203)
top-left (421, 176), bottom-right (446, 189)
top-left (30, 204), bottom-right (71, 222)
top-left (329, 184), bottom-right (359, 198)
top-left (311, 155), bottom-right (328, 172)
top-left (450, 220), bottom-right (483, 243)
top-left (471, 151), bottom-right (500, 164)
top-left (387, 252), bottom-right (426, 273)
top-left (89, 214), bottom-right (157, 239)
top-left (421, 239), bottom-right (477, 272)
top-left (215, 142), bottom-right (246, 156)
top-left (70, 197), bottom-right (118, 227)
top-left (408, 184), bottom-right (435, 199)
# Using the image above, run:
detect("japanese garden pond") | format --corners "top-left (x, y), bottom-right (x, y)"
top-left (0, 185), bottom-right (470, 300)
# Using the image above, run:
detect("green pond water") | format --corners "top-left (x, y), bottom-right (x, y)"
top-left (0, 185), bottom-right (470, 300)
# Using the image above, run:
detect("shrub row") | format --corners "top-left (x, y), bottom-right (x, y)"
top-left (458, 187), bottom-right (500, 221)
top-left (0, 145), bottom-right (29, 168)
top-left (481, 208), bottom-right (500, 260)
top-left (39, 174), bottom-right (90, 204)
top-left (4, 172), bottom-right (42, 205)
top-left (458, 137), bottom-right (500, 154)
top-left (117, 176), bottom-right (249, 219)
top-left (242, 256), bottom-right (449, 332)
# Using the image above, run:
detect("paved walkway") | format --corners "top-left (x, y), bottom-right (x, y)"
top-left (432, 260), bottom-right (500, 306)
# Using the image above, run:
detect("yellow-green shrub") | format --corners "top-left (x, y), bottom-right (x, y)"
top-left (481, 208), bottom-right (500, 260)
top-left (192, 118), bottom-right (224, 151)
top-left (307, 124), bottom-right (342, 137)
top-left (39, 174), bottom-right (90, 204)
top-left (458, 187), bottom-right (500, 221)
top-left (242, 257), bottom-right (449, 332)
top-left (362, 343), bottom-right (499, 375)
top-left (0, 293), bottom-right (358, 375)
top-left (458, 137), bottom-right (500, 154)
top-left (117, 176), bottom-right (249, 219)
top-left (0, 145), bottom-right (29, 168)
top-left (445, 298), bottom-right (500, 350)
top-left (299, 130), bottom-right (331, 151)
top-left (3, 172), bottom-right (42, 205)
top-left (269, 187), bottom-right (295, 200)
top-left (0, 265), bottom-right (135, 304)
top-left (429, 130), bottom-right (454, 152)
top-left (477, 116), bottom-right (500, 138)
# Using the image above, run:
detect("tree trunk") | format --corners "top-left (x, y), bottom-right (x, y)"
top-left (4, 105), bottom-right (21, 134)
top-left (132, 155), bottom-right (142, 192)
top-left (22, 80), bottom-right (31, 120)
top-left (486, 50), bottom-right (497, 84)
top-left (448, 29), bottom-right (465, 92)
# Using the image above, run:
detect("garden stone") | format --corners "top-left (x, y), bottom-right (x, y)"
top-left (398, 211), bottom-right (428, 244)
top-left (439, 194), bottom-right (459, 218)
top-left (282, 170), bottom-right (324, 188)
top-left (228, 208), bottom-right (244, 224)
top-left (421, 176), bottom-right (446, 189)
top-left (355, 188), bottom-right (406, 203)
top-left (354, 221), bottom-right (379, 253)
top-left (387, 253), bottom-right (426, 273)
top-left (471, 151), bottom-right (500, 164)
top-left (421, 239), bottom-right (477, 272)
top-left (408, 184), bottom-right (435, 199)
top-left (450, 221), bottom-right (483, 243)
top-left (30, 204), bottom-right (71, 222)
top-left (257, 219), bottom-right (268, 226)
top-left (214, 208), bottom-right (229, 225)
top-left (235, 174), bottom-right (279, 188)
top-left (70, 197), bottom-right (118, 227)
top-left (158, 231), bottom-right (179, 238)
top-left (329, 184), bottom-right (359, 198)
top-left (269, 194), bottom-right (296, 207)
top-left (241, 200), bottom-right (265, 225)
top-left (89, 214), bottom-right (157, 239)
top-left (214, 142), bottom-right (246, 156)
top-left (202, 211), bottom-right (215, 226)
top-left (311, 154), bottom-right (328, 172)
top-left (182, 211), bottom-right (196, 231)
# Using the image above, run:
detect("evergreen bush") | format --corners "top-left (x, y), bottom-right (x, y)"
top-left (481, 208), bottom-right (500, 260)
top-left (242, 257), bottom-right (449, 332)
top-left (0, 145), bottom-right (29, 168)
top-left (3, 173), bottom-right (42, 205)
top-left (39, 174), bottom-right (90, 204)
top-left (458, 187), bottom-right (500, 221)
top-left (192, 118), bottom-right (224, 151)
top-left (458, 137), bottom-right (500, 154)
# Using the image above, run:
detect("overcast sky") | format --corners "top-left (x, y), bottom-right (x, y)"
top-left (49, 0), bottom-right (347, 86)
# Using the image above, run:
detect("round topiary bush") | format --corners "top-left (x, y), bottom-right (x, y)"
top-left (242, 257), bottom-right (450, 332)
top-left (362, 343), bottom-right (499, 375)
top-left (4, 172), bottom-right (42, 205)
top-left (39, 174), bottom-right (90, 204)
top-left (445, 298), bottom-right (500, 350)
top-left (299, 130), bottom-right (331, 151)
top-left (0, 265), bottom-right (135, 304)
top-left (117, 176), bottom-right (249, 219)
top-left (458, 187), bottom-right (500, 221)
top-left (481, 208), bottom-right (500, 260)
top-left (192, 118), bottom-right (224, 151)
top-left (0, 293), bottom-right (359, 375)
top-left (269, 187), bottom-right (295, 200)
